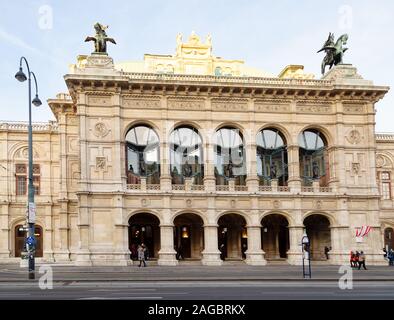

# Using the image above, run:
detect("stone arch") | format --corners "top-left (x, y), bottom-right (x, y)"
top-left (376, 152), bottom-right (394, 169)
top-left (217, 212), bottom-right (248, 260)
top-left (125, 209), bottom-right (163, 226)
top-left (172, 209), bottom-right (207, 226)
top-left (173, 212), bottom-right (205, 260)
top-left (298, 125), bottom-right (333, 147)
top-left (127, 211), bottom-right (161, 260)
top-left (303, 213), bottom-right (332, 261)
top-left (11, 218), bottom-right (44, 258)
top-left (214, 122), bottom-right (246, 136)
top-left (260, 213), bottom-right (290, 259)
top-left (256, 123), bottom-right (292, 146)
top-left (9, 142), bottom-right (40, 160)
top-left (260, 210), bottom-right (295, 227)
top-left (170, 121), bottom-right (204, 134)
top-left (302, 211), bottom-right (336, 226)
top-left (123, 120), bottom-right (162, 141)
top-left (215, 210), bottom-right (251, 226)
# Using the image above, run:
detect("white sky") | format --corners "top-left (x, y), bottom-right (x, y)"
top-left (0, 1), bottom-right (392, 132)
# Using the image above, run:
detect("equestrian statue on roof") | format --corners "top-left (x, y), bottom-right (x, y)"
top-left (317, 32), bottom-right (349, 75)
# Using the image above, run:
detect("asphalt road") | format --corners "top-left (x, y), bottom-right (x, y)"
top-left (1, 281), bottom-right (394, 300)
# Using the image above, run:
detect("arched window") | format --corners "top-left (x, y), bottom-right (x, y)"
top-left (125, 125), bottom-right (160, 184)
top-left (298, 129), bottom-right (328, 186)
top-left (256, 128), bottom-right (288, 186)
top-left (379, 172), bottom-right (392, 200)
top-left (214, 127), bottom-right (246, 185)
top-left (169, 126), bottom-right (204, 185)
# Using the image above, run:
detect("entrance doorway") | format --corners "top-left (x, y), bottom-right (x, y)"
top-left (384, 227), bottom-right (394, 250)
top-left (218, 214), bottom-right (247, 260)
top-left (174, 213), bottom-right (204, 260)
top-left (261, 214), bottom-right (289, 259)
top-left (303, 214), bottom-right (331, 260)
top-left (15, 225), bottom-right (43, 257)
top-left (128, 213), bottom-right (160, 260)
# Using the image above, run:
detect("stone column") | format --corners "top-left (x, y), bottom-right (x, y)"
top-left (228, 178), bottom-right (235, 192)
top-left (0, 203), bottom-right (10, 259)
top-left (329, 226), bottom-right (349, 265)
top-left (55, 199), bottom-right (70, 261)
top-left (287, 226), bottom-right (304, 265)
top-left (43, 204), bottom-right (54, 262)
top-left (140, 177), bottom-right (147, 191)
top-left (160, 118), bottom-right (172, 191)
top-left (271, 179), bottom-right (278, 192)
top-left (158, 224), bottom-right (178, 266)
top-left (185, 177), bottom-right (192, 191)
top-left (312, 180), bottom-right (320, 193)
top-left (75, 193), bottom-right (92, 266)
top-left (287, 145), bottom-right (301, 193)
top-left (245, 142), bottom-right (259, 193)
top-left (203, 140), bottom-right (216, 192)
top-left (245, 226), bottom-right (267, 265)
top-left (202, 225), bottom-right (222, 265)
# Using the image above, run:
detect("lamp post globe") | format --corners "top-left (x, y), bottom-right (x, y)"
top-left (32, 94), bottom-right (42, 107)
top-left (15, 67), bottom-right (27, 82)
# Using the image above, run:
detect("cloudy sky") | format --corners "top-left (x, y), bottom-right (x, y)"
top-left (0, 0), bottom-right (393, 131)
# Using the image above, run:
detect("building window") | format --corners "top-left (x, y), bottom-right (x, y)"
top-left (33, 164), bottom-right (40, 195)
top-left (169, 126), bottom-right (204, 185)
top-left (15, 164), bottom-right (27, 195)
top-left (381, 172), bottom-right (391, 200)
top-left (15, 164), bottom-right (40, 195)
top-left (125, 125), bottom-right (160, 184)
top-left (298, 130), bottom-right (329, 186)
top-left (214, 127), bottom-right (246, 185)
top-left (256, 128), bottom-right (288, 186)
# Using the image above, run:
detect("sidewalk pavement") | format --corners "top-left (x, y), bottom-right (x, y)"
top-left (0, 263), bottom-right (393, 282)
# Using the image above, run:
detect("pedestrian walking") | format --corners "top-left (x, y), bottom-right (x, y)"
top-left (176, 245), bottom-right (184, 260)
top-left (354, 251), bottom-right (360, 268)
top-left (130, 244), bottom-right (137, 261)
top-left (350, 251), bottom-right (356, 267)
top-left (144, 245), bottom-right (150, 262)
top-left (324, 246), bottom-right (330, 260)
top-left (358, 251), bottom-right (367, 270)
top-left (219, 244), bottom-right (225, 261)
top-left (388, 249), bottom-right (394, 266)
top-left (137, 244), bottom-right (146, 267)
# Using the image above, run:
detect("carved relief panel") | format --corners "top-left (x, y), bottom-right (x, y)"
top-left (345, 152), bottom-right (366, 185)
top-left (89, 146), bottom-right (113, 181)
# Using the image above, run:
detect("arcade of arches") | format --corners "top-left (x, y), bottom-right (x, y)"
top-left (125, 124), bottom-right (330, 187)
top-left (125, 212), bottom-right (334, 263)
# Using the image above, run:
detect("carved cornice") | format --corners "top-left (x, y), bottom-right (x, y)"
top-left (64, 71), bottom-right (389, 104)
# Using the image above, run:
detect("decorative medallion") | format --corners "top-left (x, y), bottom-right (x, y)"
top-left (186, 199), bottom-right (192, 208)
top-left (347, 130), bottom-right (361, 145)
top-left (273, 200), bottom-right (280, 209)
top-left (314, 200), bottom-right (323, 210)
top-left (141, 199), bottom-right (149, 207)
top-left (93, 121), bottom-right (110, 138)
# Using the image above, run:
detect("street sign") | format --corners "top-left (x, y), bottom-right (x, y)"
top-left (27, 202), bottom-right (36, 223)
top-left (26, 236), bottom-right (35, 246)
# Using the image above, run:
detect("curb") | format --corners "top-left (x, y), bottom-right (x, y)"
top-left (1, 278), bottom-right (394, 283)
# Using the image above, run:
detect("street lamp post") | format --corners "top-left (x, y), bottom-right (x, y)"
top-left (15, 57), bottom-right (42, 280)
top-left (301, 232), bottom-right (311, 279)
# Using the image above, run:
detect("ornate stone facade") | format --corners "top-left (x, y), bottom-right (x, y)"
top-left (0, 35), bottom-right (393, 266)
